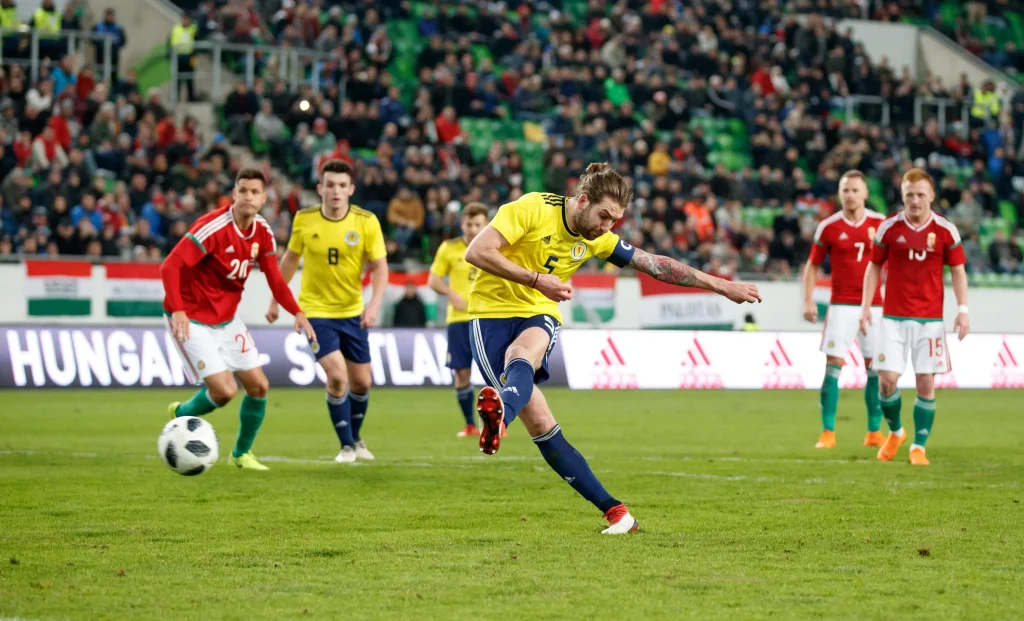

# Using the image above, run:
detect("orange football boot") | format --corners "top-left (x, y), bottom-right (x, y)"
top-left (815, 430), bottom-right (836, 448)
top-left (863, 431), bottom-right (885, 447)
top-left (456, 424), bottom-right (479, 438)
top-left (876, 431), bottom-right (907, 461)
top-left (909, 446), bottom-right (930, 466)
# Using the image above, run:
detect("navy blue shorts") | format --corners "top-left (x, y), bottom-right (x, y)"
top-left (469, 315), bottom-right (560, 389)
top-left (308, 317), bottom-right (370, 364)
top-left (446, 321), bottom-right (473, 370)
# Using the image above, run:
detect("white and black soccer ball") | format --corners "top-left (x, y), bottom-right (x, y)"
top-left (158, 417), bottom-right (219, 476)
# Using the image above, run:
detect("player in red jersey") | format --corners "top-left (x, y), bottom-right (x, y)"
top-left (802, 171), bottom-right (887, 449)
top-left (159, 168), bottom-right (316, 471)
top-left (859, 168), bottom-right (969, 466)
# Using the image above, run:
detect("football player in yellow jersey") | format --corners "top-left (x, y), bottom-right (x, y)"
top-left (266, 160), bottom-right (389, 464)
top-left (466, 163), bottom-right (762, 534)
top-left (428, 202), bottom-right (490, 438)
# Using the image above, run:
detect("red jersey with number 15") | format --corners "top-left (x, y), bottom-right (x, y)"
top-left (808, 209), bottom-right (886, 306)
top-left (163, 205), bottom-right (278, 325)
top-left (871, 211), bottom-right (965, 321)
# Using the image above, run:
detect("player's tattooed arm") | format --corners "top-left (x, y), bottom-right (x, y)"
top-left (627, 248), bottom-right (762, 303)
top-left (627, 248), bottom-right (701, 289)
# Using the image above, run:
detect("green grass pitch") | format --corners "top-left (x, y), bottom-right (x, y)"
top-left (2, 388), bottom-right (1024, 620)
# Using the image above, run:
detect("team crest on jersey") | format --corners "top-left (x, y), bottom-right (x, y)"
top-left (828, 341), bottom-right (835, 348)
top-left (927, 232), bottom-right (936, 249)
top-left (250, 243), bottom-right (259, 259)
top-left (311, 341), bottom-right (320, 354)
top-left (570, 241), bottom-right (586, 261)
top-left (499, 373), bottom-right (507, 385)
top-left (345, 231), bottom-right (360, 246)
top-left (868, 227), bottom-right (876, 240)
top-left (197, 361), bottom-right (206, 370)
top-left (878, 354), bottom-right (886, 362)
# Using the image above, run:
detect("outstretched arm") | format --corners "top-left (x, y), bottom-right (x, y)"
top-left (626, 247), bottom-right (762, 303)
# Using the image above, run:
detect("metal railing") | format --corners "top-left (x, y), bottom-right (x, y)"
top-left (914, 97), bottom-right (972, 135)
top-left (0, 28), bottom-right (118, 85)
top-left (168, 39), bottom-right (339, 106)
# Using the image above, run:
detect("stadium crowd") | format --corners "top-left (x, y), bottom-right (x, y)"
top-left (1, 0), bottom-right (1023, 278)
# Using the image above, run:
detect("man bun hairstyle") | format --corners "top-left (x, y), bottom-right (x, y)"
top-left (575, 162), bottom-right (633, 209)
top-left (462, 202), bottom-right (489, 219)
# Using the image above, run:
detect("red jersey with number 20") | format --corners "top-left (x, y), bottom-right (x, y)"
top-left (809, 209), bottom-right (886, 306)
top-left (163, 205), bottom-right (279, 325)
top-left (871, 211), bottom-right (965, 320)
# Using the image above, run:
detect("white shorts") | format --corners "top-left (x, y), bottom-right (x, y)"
top-left (820, 305), bottom-right (882, 361)
top-left (875, 318), bottom-right (951, 375)
top-left (165, 315), bottom-right (261, 384)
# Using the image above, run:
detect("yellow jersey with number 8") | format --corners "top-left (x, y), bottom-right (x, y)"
top-left (468, 192), bottom-right (634, 322)
top-left (286, 205), bottom-right (387, 319)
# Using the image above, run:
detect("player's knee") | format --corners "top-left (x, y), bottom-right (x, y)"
top-left (326, 374), bottom-right (348, 397)
top-left (915, 375), bottom-right (935, 398)
top-left (454, 368), bottom-right (472, 387)
top-left (246, 377), bottom-right (270, 399)
top-left (879, 376), bottom-right (898, 395)
top-left (349, 376), bottom-right (371, 395)
top-left (207, 381), bottom-right (237, 405)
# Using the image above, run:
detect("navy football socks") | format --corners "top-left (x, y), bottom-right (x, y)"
top-left (326, 391), bottom-right (354, 447)
top-left (534, 425), bottom-right (620, 513)
top-left (499, 357), bottom-right (534, 426)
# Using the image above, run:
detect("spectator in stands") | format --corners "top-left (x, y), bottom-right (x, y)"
top-left (387, 185), bottom-right (424, 250)
top-left (392, 280), bottom-right (427, 328)
top-left (989, 230), bottom-right (1023, 273)
top-left (93, 8), bottom-right (126, 78)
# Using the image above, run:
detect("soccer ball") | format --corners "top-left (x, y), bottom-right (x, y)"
top-left (158, 417), bottom-right (220, 476)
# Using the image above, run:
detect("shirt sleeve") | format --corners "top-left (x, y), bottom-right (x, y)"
top-left (429, 242), bottom-right (450, 276)
top-left (365, 216), bottom-right (387, 262)
top-left (871, 227), bottom-right (889, 265)
top-left (489, 195), bottom-right (537, 246)
top-left (944, 224), bottom-right (966, 266)
top-left (808, 222), bottom-right (828, 265)
top-left (594, 233), bottom-right (636, 268)
top-left (286, 213), bottom-right (304, 254)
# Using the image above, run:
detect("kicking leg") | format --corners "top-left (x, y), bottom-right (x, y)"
top-left (520, 387), bottom-right (639, 535)
top-left (453, 368), bottom-right (478, 437)
top-left (229, 367), bottom-right (270, 470)
top-left (320, 351), bottom-right (356, 463)
top-left (347, 360), bottom-right (374, 460)
top-left (909, 373), bottom-right (936, 466)
top-left (815, 356), bottom-right (842, 448)
top-left (476, 326), bottom-right (550, 455)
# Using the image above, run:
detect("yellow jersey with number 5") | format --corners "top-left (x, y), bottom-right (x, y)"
top-left (286, 204), bottom-right (387, 319)
top-left (429, 236), bottom-right (478, 324)
top-left (468, 192), bottom-right (635, 322)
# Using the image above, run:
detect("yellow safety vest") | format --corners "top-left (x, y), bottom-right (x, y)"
top-left (32, 9), bottom-right (60, 38)
top-left (971, 91), bottom-right (1000, 120)
top-left (0, 7), bottom-right (19, 30)
top-left (170, 24), bottom-right (197, 55)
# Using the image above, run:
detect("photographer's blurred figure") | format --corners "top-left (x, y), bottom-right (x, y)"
top-left (743, 313), bottom-right (760, 332)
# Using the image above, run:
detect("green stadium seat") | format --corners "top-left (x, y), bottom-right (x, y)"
top-left (998, 200), bottom-right (1018, 230)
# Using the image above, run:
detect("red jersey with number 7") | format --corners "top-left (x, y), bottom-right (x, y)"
top-left (808, 209), bottom-right (887, 306)
top-left (162, 205), bottom-right (279, 325)
top-left (870, 211), bottom-right (965, 321)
